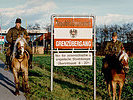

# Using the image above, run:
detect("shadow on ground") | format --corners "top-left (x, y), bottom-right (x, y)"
top-left (0, 63), bottom-right (16, 95)
top-left (54, 78), bottom-right (93, 92)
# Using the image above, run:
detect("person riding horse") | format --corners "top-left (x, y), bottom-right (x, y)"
top-left (5, 18), bottom-right (32, 69)
top-left (102, 32), bottom-right (130, 100)
top-left (102, 32), bottom-right (125, 71)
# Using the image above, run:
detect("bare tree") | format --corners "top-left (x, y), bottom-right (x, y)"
top-left (27, 24), bottom-right (33, 30)
top-left (42, 24), bottom-right (51, 32)
top-left (33, 23), bottom-right (40, 30)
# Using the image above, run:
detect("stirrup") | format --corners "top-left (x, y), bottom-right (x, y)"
top-left (125, 79), bottom-right (128, 84)
top-left (29, 64), bottom-right (32, 69)
top-left (4, 65), bottom-right (10, 71)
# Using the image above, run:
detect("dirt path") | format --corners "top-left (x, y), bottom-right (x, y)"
top-left (0, 60), bottom-right (26, 100)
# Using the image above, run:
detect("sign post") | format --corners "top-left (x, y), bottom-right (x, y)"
top-left (51, 15), bottom-right (96, 99)
top-left (94, 16), bottom-right (96, 100)
top-left (0, 36), bottom-right (4, 53)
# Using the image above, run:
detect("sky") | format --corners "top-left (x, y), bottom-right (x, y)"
top-left (0, 0), bottom-right (133, 30)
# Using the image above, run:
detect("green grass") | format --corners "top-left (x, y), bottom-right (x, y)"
top-left (27, 56), bottom-right (94, 100)
top-left (0, 53), bottom-right (132, 100)
top-left (31, 56), bottom-right (133, 100)
top-left (27, 66), bottom-right (93, 100)
top-left (0, 53), bottom-right (6, 62)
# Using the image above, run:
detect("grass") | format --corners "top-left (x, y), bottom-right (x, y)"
top-left (27, 56), bottom-right (94, 100)
top-left (0, 53), bottom-right (6, 62)
top-left (31, 56), bottom-right (133, 100)
top-left (27, 66), bottom-right (93, 100)
top-left (0, 53), bottom-right (132, 100)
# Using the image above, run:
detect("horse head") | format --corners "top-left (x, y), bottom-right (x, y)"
top-left (16, 39), bottom-right (25, 57)
top-left (118, 50), bottom-right (129, 73)
top-left (13, 36), bottom-right (28, 58)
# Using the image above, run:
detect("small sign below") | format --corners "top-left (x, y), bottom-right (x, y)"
top-left (54, 53), bottom-right (92, 66)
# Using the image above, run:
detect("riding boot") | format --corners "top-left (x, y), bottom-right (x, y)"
top-left (5, 55), bottom-right (10, 71)
top-left (102, 58), bottom-right (109, 73)
top-left (125, 78), bottom-right (128, 84)
top-left (125, 73), bottom-right (128, 84)
top-left (28, 54), bottom-right (32, 69)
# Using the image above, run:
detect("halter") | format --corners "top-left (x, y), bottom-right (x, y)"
top-left (17, 53), bottom-right (25, 63)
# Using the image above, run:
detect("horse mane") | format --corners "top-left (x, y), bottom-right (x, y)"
top-left (118, 50), bottom-right (129, 62)
top-left (12, 37), bottom-right (28, 59)
top-left (108, 50), bottom-right (129, 73)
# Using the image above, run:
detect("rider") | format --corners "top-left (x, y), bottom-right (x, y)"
top-left (5, 18), bottom-right (32, 70)
top-left (102, 32), bottom-right (125, 71)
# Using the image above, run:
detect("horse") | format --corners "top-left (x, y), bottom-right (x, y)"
top-left (11, 36), bottom-right (30, 96)
top-left (102, 50), bottom-right (129, 100)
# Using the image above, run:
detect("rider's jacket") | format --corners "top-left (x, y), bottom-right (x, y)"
top-left (6, 26), bottom-right (29, 45)
top-left (105, 40), bottom-right (124, 56)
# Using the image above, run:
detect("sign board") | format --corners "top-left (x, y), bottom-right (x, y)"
top-left (51, 15), bottom-right (96, 100)
top-left (0, 36), bottom-right (4, 44)
top-left (54, 17), bottom-right (93, 49)
top-left (54, 53), bottom-right (92, 66)
top-left (0, 36), bottom-right (4, 41)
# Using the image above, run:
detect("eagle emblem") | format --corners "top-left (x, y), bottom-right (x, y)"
top-left (70, 29), bottom-right (77, 38)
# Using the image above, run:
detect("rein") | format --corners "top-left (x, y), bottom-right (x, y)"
top-left (17, 54), bottom-right (25, 63)
top-left (16, 50), bottom-right (29, 63)
top-left (16, 51), bottom-right (28, 72)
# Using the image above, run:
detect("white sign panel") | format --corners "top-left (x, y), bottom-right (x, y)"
top-left (54, 53), bottom-right (92, 66)
top-left (54, 28), bottom-right (93, 39)
top-left (54, 17), bottom-right (93, 49)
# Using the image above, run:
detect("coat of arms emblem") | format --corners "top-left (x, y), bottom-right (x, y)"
top-left (70, 29), bottom-right (77, 38)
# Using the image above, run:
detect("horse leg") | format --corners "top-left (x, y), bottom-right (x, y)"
top-left (12, 68), bottom-right (20, 96)
top-left (24, 70), bottom-right (30, 93)
top-left (107, 82), bottom-right (111, 99)
top-left (118, 82), bottom-right (124, 100)
top-left (22, 73), bottom-right (25, 92)
top-left (112, 81), bottom-right (116, 100)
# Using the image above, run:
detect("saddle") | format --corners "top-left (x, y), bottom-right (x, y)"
top-left (102, 54), bottom-right (118, 73)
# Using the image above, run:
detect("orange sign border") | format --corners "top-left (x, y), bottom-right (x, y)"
top-left (54, 18), bottom-right (92, 28)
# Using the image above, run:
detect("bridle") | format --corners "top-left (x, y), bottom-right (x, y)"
top-left (12, 36), bottom-right (28, 60)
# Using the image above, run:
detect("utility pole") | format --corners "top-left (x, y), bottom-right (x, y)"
top-left (0, 13), bottom-right (2, 53)
top-left (26, 19), bottom-right (27, 30)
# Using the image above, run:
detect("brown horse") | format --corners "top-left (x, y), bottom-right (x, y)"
top-left (102, 50), bottom-right (129, 100)
top-left (11, 36), bottom-right (30, 96)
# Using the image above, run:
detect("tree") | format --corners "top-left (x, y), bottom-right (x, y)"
top-left (33, 23), bottom-right (40, 30)
top-left (42, 23), bottom-right (51, 32)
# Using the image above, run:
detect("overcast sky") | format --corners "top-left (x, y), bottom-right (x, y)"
top-left (0, 0), bottom-right (133, 29)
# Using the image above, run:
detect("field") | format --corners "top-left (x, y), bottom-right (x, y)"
top-left (27, 55), bottom-right (133, 100)
top-left (0, 53), bottom-right (132, 100)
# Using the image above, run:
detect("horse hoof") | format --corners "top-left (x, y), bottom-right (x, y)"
top-left (15, 91), bottom-right (20, 96)
top-left (25, 89), bottom-right (30, 94)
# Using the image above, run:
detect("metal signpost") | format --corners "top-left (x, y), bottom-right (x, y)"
top-left (0, 35), bottom-right (4, 53)
top-left (0, 36), bottom-right (4, 44)
top-left (51, 15), bottom-right (96, 100)
top-left (0, 13), bottom-right (3, 53)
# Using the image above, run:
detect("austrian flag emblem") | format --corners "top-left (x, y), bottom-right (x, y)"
top-left (70, 29), bottom-right (77, 38)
